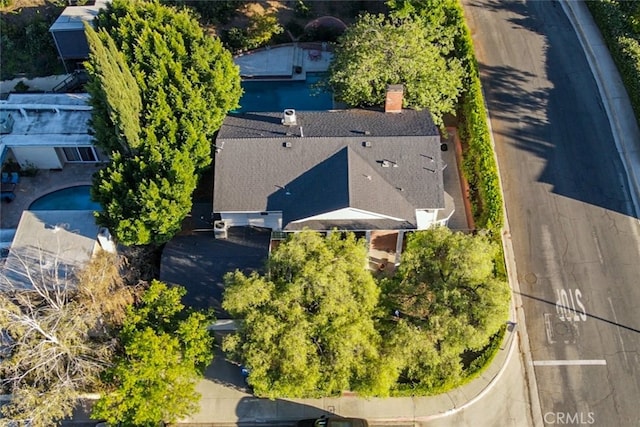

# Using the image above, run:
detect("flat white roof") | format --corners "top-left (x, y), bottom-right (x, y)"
top-left (5, 93), bottom-right (90, 106)
top-left (49, 0), bottom-right (109, 32)
top-left (0, 93), bottom-right (92, 147)
top-left (1, 210), bottom-right (99, 291)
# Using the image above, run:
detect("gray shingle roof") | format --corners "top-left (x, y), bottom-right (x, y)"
top-left (214, 109), bottom-right (444, 229)
top-left (217, 109), bottom-right (439, 139)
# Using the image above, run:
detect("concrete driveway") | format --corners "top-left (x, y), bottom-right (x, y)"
top-left (160, 226), bottom-right (271, 318)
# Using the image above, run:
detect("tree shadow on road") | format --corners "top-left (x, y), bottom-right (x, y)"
top-left (472, 0), bottom-right (638, 218)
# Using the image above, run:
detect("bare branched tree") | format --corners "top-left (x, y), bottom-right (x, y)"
top-left (0, 247), bottom-right (134, 427)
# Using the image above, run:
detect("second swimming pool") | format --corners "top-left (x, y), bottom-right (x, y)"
top-left (237, 74), bottom-right (334, 112)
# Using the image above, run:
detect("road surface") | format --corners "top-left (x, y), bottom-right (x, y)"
top-left (463, 0), bottom-right (640, 425)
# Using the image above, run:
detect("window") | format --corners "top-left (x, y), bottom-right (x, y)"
top-left (62, 146), bottom-right (98, 162)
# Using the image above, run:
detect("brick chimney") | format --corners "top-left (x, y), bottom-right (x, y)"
top-left (384, 84), bottom-right (404, 113)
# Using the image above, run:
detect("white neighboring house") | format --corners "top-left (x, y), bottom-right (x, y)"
top-left (0, 93), bottom-right (105, 170)
top-left (0, 210), bottom-right (114, 291)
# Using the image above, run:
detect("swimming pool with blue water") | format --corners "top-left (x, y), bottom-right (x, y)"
top-left (27, 77), bottom-right (331, 210)
top-left (29, 186), bottom-right (101, 211)
top-left (237, 74), bottom-right (333, 112)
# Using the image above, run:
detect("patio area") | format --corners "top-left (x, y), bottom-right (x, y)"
top-left (0, 163), bottom-right (100, 229)
top-left (234, 42), bottom-right (333, 80)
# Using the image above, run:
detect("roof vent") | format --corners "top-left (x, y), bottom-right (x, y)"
top-left (282, 109), bottom-right (297, 126)
top-left (0, 112), bottom-right (14, 134)
top-left (362, 141), bottom-right (371, 147)
top-left (382, 160), bottom-right (390, 168)
top-left (283, 141), bottom-right (292, 148)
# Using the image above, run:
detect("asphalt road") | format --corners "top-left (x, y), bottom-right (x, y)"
top-left (462, 1), bottom-right (640, 426)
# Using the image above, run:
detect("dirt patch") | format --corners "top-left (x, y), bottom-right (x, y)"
top-left (0, 0), bottom-right (62, 25)
top-left (1, 0), bottom-right (65, 79)
top-left (215, 0), bottom-right (387, 38)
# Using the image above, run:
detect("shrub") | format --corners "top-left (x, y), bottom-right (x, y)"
top-left (0, 12), bottom-right (64, 80)
top-left (587, 0), bottom-right (640, 126)
top-left (13, 81), bottom-right (29, 93)
top-left (425, 0), bottom-right (504, 234)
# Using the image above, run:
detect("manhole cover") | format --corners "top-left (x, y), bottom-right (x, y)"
top-left (524, 272), bottom-right (538, 284)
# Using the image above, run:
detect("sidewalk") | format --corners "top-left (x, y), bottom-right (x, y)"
top-left (180, 325), bottom-right (520, 425)
top-left (61, 323), bottom-right (522, 427)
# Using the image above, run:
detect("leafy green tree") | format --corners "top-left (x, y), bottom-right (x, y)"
top-left (387, 0), bottom-right (462, 54)
top-left (91, 149), bottom-right (198, 246)
top-left (223, 11), bottom-right (283, 53)
top-left (327, 13), bottom-right (465, 126)
top-left (92, 280), bottom-right (214, 426)
top-left (94, 0), bottom-right (241, 168)
top-left (380, 227), bottom-right (510, 390)
top-left (87, 0), bottom-right (242, 246)
top-left (245, 12), bottom-right (284, 49)
top-left (222, 231), bottom-right (384, 398)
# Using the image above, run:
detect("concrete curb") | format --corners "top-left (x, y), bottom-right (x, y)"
top-left (415, 328), bottom-right (518, 423)
top-left (560, 0), bottom-right (640, 218)
top-left (480, 88), bottom-right (545, 427)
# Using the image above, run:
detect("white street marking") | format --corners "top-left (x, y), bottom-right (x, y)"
top-left (607, 296), bottom-right (629, 368)
top-left (592, 231), bottom-right (604, 264)
top-left (544, 313), bottom-right (556, 344)
top-left (555, 288), bottom-right (587, 322)
top-left (532, 360), bottom-right (606, 366)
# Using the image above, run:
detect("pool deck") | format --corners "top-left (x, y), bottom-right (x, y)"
top-left (0, 164), bottom-right (99, 229)
top-left (234, 43), bottom-right (333, 80)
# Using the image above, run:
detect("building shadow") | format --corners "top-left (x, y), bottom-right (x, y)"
top-left (475, 0), bottom-right (638, 218)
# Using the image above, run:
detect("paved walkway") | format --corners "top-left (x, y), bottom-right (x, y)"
top-left (0, 164), bottom-right (97, 229)
top-left (234, 43), bottom-right (333, 80)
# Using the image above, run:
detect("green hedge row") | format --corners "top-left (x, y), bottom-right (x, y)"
top-left (452, 3), bottom-right (504, 235)
top-left (390, 324), bottom-right (507, 397)
top-left (586, 1), bottom-right (640, 127)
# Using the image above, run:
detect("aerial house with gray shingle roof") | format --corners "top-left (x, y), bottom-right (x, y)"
top-left (213, 106), bottom-right (455, 262)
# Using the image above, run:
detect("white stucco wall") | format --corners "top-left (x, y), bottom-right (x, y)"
top-left (220, 211), bottom-right (282, 230)
top-left (11, 146), bottom-right (62, 169)
top-left (415, 209), bottom-right (438, 229)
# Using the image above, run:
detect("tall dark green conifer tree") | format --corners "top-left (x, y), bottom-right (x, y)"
top-left (86, 0), bottom-right (242, 246)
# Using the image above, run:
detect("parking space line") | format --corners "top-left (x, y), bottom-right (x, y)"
top-left (532, 360), bottom-right (606, 366)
